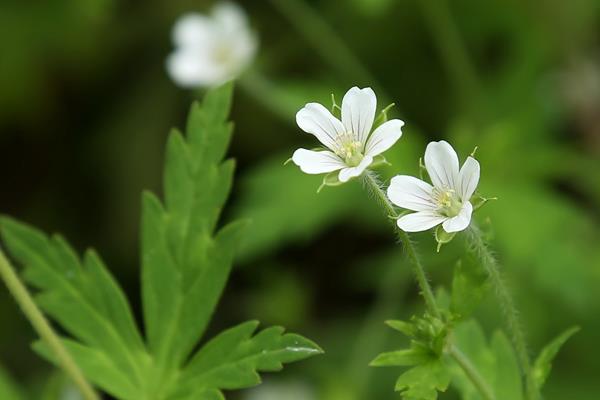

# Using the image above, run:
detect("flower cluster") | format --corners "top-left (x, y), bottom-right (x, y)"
top-left (167, 2), bottom-right (257, 88)
top-left (291, 87), bottom-right (482, 236)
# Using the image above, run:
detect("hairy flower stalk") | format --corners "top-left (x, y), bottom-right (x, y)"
top-left (363, 172), bottom-right (497, 400)
top-left (363, 172), bottom-right (441, 318)
top-left (0, 248), bottom-right (100, 400)
top-left (466, 225), bottom-right (538, 400)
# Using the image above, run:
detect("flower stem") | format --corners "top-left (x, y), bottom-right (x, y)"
top-left (447, 344), bottom-right (495, 400)
top-left (362, 172), bottom-right (496, 400)
top-left (466, 226), bottom-right (538, 400)
top-left (362, 172), bottom-right (440, 318)
top-left (0, 248), bottom-right (100, 400)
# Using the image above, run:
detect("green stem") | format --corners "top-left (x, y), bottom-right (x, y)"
top-left (0, 249), bottom-right (100, 400)
top-left (362, 172), bottom-right (440, 318)
top-left (448, 344), bottom-right (495, 400)
top-left (268, 0), bottom-right (386, 95)
top-left (466, 226), bottom-right (538, 400)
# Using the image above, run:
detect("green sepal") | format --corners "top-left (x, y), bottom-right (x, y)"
top-left (471, 194), bottom-right (498, 211)
top-left (373, 102), bottom-right (395, 129)
top-left (434, 225), bottom-right (456, 252)
top-left (317, 171), bottom-right (344, 193)
top-left (369, 154), bottom-right (391, 169)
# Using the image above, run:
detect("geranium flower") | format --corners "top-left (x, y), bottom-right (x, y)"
top-left (292, 87), bottom-right (404, 182)
top-left (167, 2), bottom-right (257, 88)
top-left (387, 140), bottom-right (480, 233)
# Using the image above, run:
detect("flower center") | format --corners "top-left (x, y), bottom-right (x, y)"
top-left (335, 133), bottom-right (364, 166)
top-left (213, 43), bottom-right (234, 65)
top-left (432, 187), bottom-right (462, 217)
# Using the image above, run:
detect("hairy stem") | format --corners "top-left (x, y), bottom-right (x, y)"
top-left (362, 172), bottom-right (440, 318)
top-left (0, 249), bottom-right (100, 400)
top-left (466, 226), bottom-right (538, 400)
top-left (448, 344), bottom-right (496, 400)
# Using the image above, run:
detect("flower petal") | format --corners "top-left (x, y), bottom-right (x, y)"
top-left (213, 2), bottom-right (249, 34)
top-left (458, 156), bottom-right (480, 201)
top-left (397, 212), bottom-right (446, 232)
top-left (296, 103), bottom-right (345, 152)
top-left (424, 140), bottom-right (460, 189)
top-left (442, 201), bottom-right (473, 233)
top-left (292, 149), bottom-right (345, 174)
top-left (387, 175), bottom-right (436, 212)
top-left (338, 156), bottom-right (373, 182)
top-left (166, 50), bottom-right (225, 88)
top-left (172, 13), bottom-right (215, 48)
top-left (341, 87), bottom-right (377, 144)
top-left (365, 119), bottom-right (404, 157)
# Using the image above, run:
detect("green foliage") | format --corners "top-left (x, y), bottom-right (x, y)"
top-left (450, 257), bottom-right (488, 321)
top-left (371, 314), bottom-right (451, 399)
top-left (450, 320), bottom-right (522, 400)
top-left (0, 365), bottom-right (24, 400)
top-left (532, 327), bottom-right (580, 391)
top-left (0, 84), bottom-right (321, 399)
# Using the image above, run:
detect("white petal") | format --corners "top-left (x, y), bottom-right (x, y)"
top-left (365, 119), bottom-right (404, 157)
top-left (442, 201), bottom-right (473, 233)
top-left (341, 87), bottom-right (377, 144)
top-left (296, 103), bottom-right (345, 151)
top-left (424, 140), bottom-right (460, 190)
top-left (387, 175), bottom-right (436, 212)
top-left (213, 1), bottom-right (249, 34)
top-left (172, 13), bottom-right (215, 48)
top-left (338, 156), bottom-right (373, 182)
top-left (292, 149), bottom-right (345, 174)
top-left (166, 50), bottom-right (225, 88)
top-left (458, 156), bottom-right (480, 201)
top-left (397, 212), bottom-right (446, 232)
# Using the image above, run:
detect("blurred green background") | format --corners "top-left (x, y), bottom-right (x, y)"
top-left (1, 0), bottom-right (599, 398)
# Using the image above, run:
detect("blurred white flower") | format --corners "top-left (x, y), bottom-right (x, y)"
top-left (387, 140), bottom-right (480, 233)
top-left (292, 87), bottom-right (404, 183)
top-left (167, 2), bottom-right (257, 88)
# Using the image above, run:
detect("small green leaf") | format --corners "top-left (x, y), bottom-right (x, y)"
top-left (385, 320), bottom-right (416, 336)
top-left (532, 326), bottom-right (580, 391)
top-left (370, 348), bottom-right (433, 367)
top-left (395, 360), bottom-right (451, 400)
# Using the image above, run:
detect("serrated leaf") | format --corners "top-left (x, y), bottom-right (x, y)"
top-left (0, 216), bottom-right (145, 395)
top-left (167, 321), bottom-right (322, 399)
top-left (395, 360), bottom-right (451, 400)
top-left (532, 326), bottom-right (580, 391)
top-left (141, 83), bottom-right (239, 368)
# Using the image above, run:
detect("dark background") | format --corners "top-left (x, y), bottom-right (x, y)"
top-left (1, 0), bottom-right (599, 398)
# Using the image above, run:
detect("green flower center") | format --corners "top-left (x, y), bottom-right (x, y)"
top-left (336, 133), bottom-right (364, 167)
top-left (432, 187), bottom-right (462, 217)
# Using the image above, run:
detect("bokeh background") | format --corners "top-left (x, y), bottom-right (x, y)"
top-left (1, 0), bottom-right (599, 399)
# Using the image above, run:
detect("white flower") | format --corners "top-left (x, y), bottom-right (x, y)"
top-left (167, 2), bottom-right (258, 88)
top-left (387, 140), bottom-right (480, 233)
top-left (292, 87), bottom-right (404, 182)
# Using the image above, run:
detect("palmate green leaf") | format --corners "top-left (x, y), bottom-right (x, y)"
top-left (0, 217), bottom-right (146, 397)
top-left (0, 84), bottom-right (321, 399)
top-left (532, 326), bottom-right (580, 391)
top-left (395, 360), bottom-right (451, 400)
top-left (167, 321), bottom-right (322, 399)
